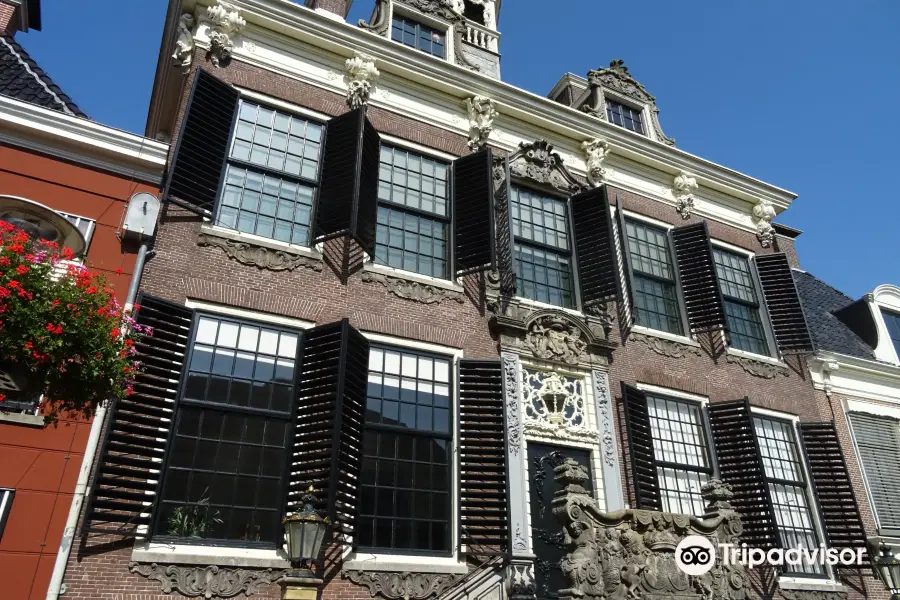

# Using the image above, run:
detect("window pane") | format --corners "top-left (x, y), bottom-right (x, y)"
top-left (712, 249), bottom-right (770, 355)
top-left (391, 17), bottom-right (445, 59)
top-left (606, 99), bottom-right (645, 135)
top-left (230, 101), bottom-right (323, 177)
top-left (374, 206), bottom-right (448, 279)
top-left (624, 220), bottom-right (683, 334)
top-left (511, 187), bottom-right (569, 251)
top-left (514, 244), bottom-right (573, 308)
top-left (883, 310), bottom-right (900, 358)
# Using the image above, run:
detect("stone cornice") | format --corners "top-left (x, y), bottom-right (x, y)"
top-left (153, 0), bottom-right (796, 213)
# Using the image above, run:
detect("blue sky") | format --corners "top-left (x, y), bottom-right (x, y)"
top-left (17, 0), bottom-right (899, 298)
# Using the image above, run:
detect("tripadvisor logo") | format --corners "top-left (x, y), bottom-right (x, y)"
top-left (675, 536), bottom-right (867, 575)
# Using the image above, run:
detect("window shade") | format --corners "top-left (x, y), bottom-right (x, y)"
top-left (848, 412), bottom-right (900, 534)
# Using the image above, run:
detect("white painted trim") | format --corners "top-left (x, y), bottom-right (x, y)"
top-left (750, 405), bottom-right (798, 422)
top-left (200, 223), bottom-right (321, 259)
top-left (184, 299), bottom-right (315, 329)
top-left (0, 95), bottom-right (168, 183)
top-left (808, 352), bottom-right (900, 403)
top-left (726, 346), bottom-right (784, 367)
top-left (361, 331), bottom-right (464, 358)
top-left (846, 399), bottom-right (900, 420)
top-left (630, 325), bottom-right (700, 348)
top-left (621, 209), bottom-right (673, 231)
top-left (132, 541), bottom-right (291, 569)
top-left (379, 133), bottom-right (458, 161)
top-left (344, 554), bottom-right (466, 574)
top-left (513, 295), bottom-right (584, 318)
top-left (363, 261), bottom-right (462, 292)
top-left (635, 382), bottom-right (708, 403)
top-left (236, 87), bottom-right (331, 122)
top-left (871, 285), bottom-right (900, 365)
top-left (709, 237), bottom-right (754, 258)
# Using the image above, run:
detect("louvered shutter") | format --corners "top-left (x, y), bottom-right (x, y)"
top-left (493, 156), bottom-right (517, 297)
top-left (571, 186), bottom-right (619, 313)
top-left (754, 253), bottom-right (813, 354)
top-left (798, 421), bottom-right (869, 565)
top-left (164, 69), bottom-right (239, 216)
top-left (707, 399), bottom-right (779, 549)
top-left (847, 413), bottom-right (900, 535)
top-left (612, 195), bottom-right (634, 333)
top-left (458, 359), bottom-right (509, 556)
top-left (621, 383), bottom-right (660, 510)
top-left (314, 108), bottom-right (381, 256)
top-left (453, 149), bottom-right (496, 275)
top-left (291, 319), bottom-right (369, 546)
top-left (83, 294), bottom-right (192, 535)
top-left (671, 222), bottom-right (728, 334)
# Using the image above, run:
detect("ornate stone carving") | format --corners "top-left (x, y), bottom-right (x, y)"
top-left (172, 13), bottom-right (195, 68)
top-left (344, 570), bottom-right (463, 600)
top-left (129, 563), bottom-right (283, 598)
top-left (552, 462), bottom-right (750, 600)
top-left (198, 233), bottom-right (322, 272)
top-left (631, 331), bottom-right (701, 358)
top-left (780, 589), bottom-right (848, 600)
top-left (673, 170), bottom-right (698, 220)
top-left (345, 52), bottom-right (380, 110)
top-left (359, 0), bottom-right (390, 35)
top-left (502, 353), bottom-right (523, 457)
top-left (583, 60), bottom-right (675, 147)
top-left (526, 315), bottom-right (588, 366)
top-left (592, 371), bottom-right (616, 467)
top-left (205, 1), bottom-right (245, 68)
top-left (361, 271), bottom-right (464, 304)
top-left (522, 368), bottom-right (598, 442)
top-left (464, 95), bottom-right (497, 152)
top-left (504, 140), bottom-right (586, 195)
top-left (507, 561), bottom-right (537, 600)
top-left (726, 353), bottom-right (788, 379)
top-left (752, 199), bottom-right (777, 248)
top-left (581, 138), bottom-right (610, 188)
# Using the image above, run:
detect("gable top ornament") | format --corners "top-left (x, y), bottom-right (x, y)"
top-left (502, 140), bottom-right (586, 195)
top-left (585, 59), bottom-right (675, 147)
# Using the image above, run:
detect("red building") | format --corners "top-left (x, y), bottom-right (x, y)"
top-left (0, 2), bottom-right (167, 597)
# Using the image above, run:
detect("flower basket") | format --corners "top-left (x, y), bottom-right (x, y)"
top-left (0, 220), bottom-right (147, 423)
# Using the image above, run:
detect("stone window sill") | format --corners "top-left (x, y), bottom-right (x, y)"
top-left (513, 295), bottom-right (584, 318)
top-left (726, 347), bottom-right (785, 367)
top-left (630, 325), bottom-right (700, 348)
top-left (199, 224), bottom-right (322, 261)
top-left (363, 262), bottom-right (462, 293)
top-left (344, 553), bottom-right (467, 574)
top-left (0, 412), bottom-right (44, 427)
top-left (132, 541), bottom-right (291, 569)
top-left (778, 577), bottom-right (845, 593)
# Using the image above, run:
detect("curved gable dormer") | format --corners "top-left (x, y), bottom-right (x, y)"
top-left (870, 285), bottom-right (900, 364)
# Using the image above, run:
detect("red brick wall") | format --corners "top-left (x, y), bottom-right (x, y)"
top-left (0, 3), bottom-right (17, 34)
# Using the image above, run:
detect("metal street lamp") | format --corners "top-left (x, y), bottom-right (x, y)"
top-left (283, 487), bottom-right (329, 573)
top-left (874, 545), bottom-right (900, 600)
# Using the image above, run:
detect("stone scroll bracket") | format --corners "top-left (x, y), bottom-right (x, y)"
top-left (591, 370), bottom-right (624, 512)
top-left (501, 352), bottom-right (532, 558)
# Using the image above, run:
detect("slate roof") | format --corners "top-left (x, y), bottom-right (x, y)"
top-left (793, 269), bottom-right (876, 360)
top-left (0, 33), bottom-right (86, 117)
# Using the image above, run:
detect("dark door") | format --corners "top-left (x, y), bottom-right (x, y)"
top-left (527, 442), bottom-right (593, 600)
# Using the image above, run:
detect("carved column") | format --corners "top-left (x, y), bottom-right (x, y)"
top-left (591, 370), bottom-right (624, 511)
top-left (501, 351), bottom-right (536, 600)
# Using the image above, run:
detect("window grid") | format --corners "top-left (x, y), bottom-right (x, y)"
top-left (882, 309), bottom-right (900, 358)
top-left (713, 248), bottom-right (769, 355)
top-left (625, 220), bottom-right (683, 335)
top-left (216, 101), bottom-right (323, 246)
top-left (0, 488), bottom-right (13, 541)
top-left (375, 147), bottom-right (450, 279)
top-left (606, 100), bottom-right (645, 134)
top-left (391, 16), bottom-right (446, 58)
top-left (155, 315), bottom-right (300, 547)
top-left (511, 186), bottom-right (574, 308)
top-left (753, 416), bottom-right (824, 576)
top-left (646, 395), bottom-right (712, 516)
top-left (359, 346), bottom-right (453, 554)
top-left (60, 212), bottom-right (95, 247)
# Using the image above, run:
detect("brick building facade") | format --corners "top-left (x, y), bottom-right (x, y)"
top-left (50, 1), bottom-right (893, 600)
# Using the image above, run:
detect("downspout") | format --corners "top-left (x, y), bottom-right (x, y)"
top-left (45, 244), bottom-right (153, 599)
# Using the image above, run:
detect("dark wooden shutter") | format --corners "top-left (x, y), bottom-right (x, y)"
top-left (458, 359), bottom-right (509, 556)
top-left (613, 194), bottom-right (635, 333)
top-left (291, 319), bottom-right (369, 544)
top-left (847, 413), bottom-right (900, 534)
top-left (314, 108), bottom-right (381, 256)
top-left (493, 156), bottom-right (517, 297)
top-left (754, 253), bottom-right (813, 353)
top-left (798, 420), bottom-right (869, 565)
top-left (83, 294), bottom-right (193, 535)
top-left (707, 399), bottom-right (779, 549)
top-left (671, 222), bottom-right (728, 334)
top-left (571, 186), bottom-right (619, 312)
top-left (621, 383), bottom-right (660, 510)
top-left (452, 149), bottom-right (496, 275)
top-left (164, 69), bottom-right (238, 216)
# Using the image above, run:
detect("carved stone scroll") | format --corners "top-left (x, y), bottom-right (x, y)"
top-left (343, 570), bottom-right (463, 600)
top-left (205, 0), bottom-right (245, 68)
top-left (198, 233), bottom-right (322, 272)
top-left (361, 271), bottom-right (464, 305)
top-left (726, 353), bottom-right (788, 379)
top-left (129, 563), bottom-right (283, 598)
top-left (631, 331), bottom-right (702, 358)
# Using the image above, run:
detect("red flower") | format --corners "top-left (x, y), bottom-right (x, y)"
top-left (7, 243), bottom-right (24, 254)
top-left (124, 339), bottom-right (134, 347)
top-left (7, 280), bottom-right (19, 290)
top-left (115, 267), bottom-right (123, 275)
top-left (24, 341), bottom-right (32, 350)
top-left (0, 393), bottom-right (5, 403)
top-left (16, 265), bottom-right (29, 275)
top-left (61, 247), bottom-right (75, 260)
top-left (132, 303), bottom-right (141, 311)
top-left (45, 323), bottom-right (63, 335)
top-left (86, 286), bottom-right (98, 294)
top-left (51, 299), bottom-right (60, 307)
top-left (0, 257), bottom-right (9, 266)
top-left (0, 288), bottom-right (10, 298)
top-left (111, 328), bottom-right (121, 338)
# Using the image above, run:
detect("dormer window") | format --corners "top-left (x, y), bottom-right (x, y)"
top-left (606, 99), bottom-right (645, 135)
top-left (392, 16), bottom-right (446, 59)
top-left (883, 309), bottom-right (900, 358)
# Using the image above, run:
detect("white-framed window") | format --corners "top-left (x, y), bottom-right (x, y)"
top-left (847, 411), bottom-right (900, 536)
top-left (0, 488), bottom-right (13, 541)
top-left (60, 212), bottom-right (95, 249)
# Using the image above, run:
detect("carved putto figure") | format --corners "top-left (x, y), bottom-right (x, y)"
top-left (525, 315), bottom-right (587, 365)
top-left (464, 95), bottom-right (498, 151)
top-left (442, 0), bottom-right (466, 15)
top-left (205, 0), bottom-right (246, 68)
top-left (344, 52), bottom-right (380, 110)
top-left (673, 170), bottom-right (698, 219)
top-left (752, 199), bottom-right (777, 247)
top-left (172, 13), bottom-right (195, 68)
top-left (581, 138), bottom-right (610, 188)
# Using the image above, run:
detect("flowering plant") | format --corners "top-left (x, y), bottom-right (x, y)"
top-left (0, 220), bottom-right (148, 423)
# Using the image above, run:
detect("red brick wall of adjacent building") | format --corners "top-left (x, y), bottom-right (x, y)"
top-left (0, 144), bottom-right (157, 600)
top-left (0, 3), bottom-right (17, 34)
